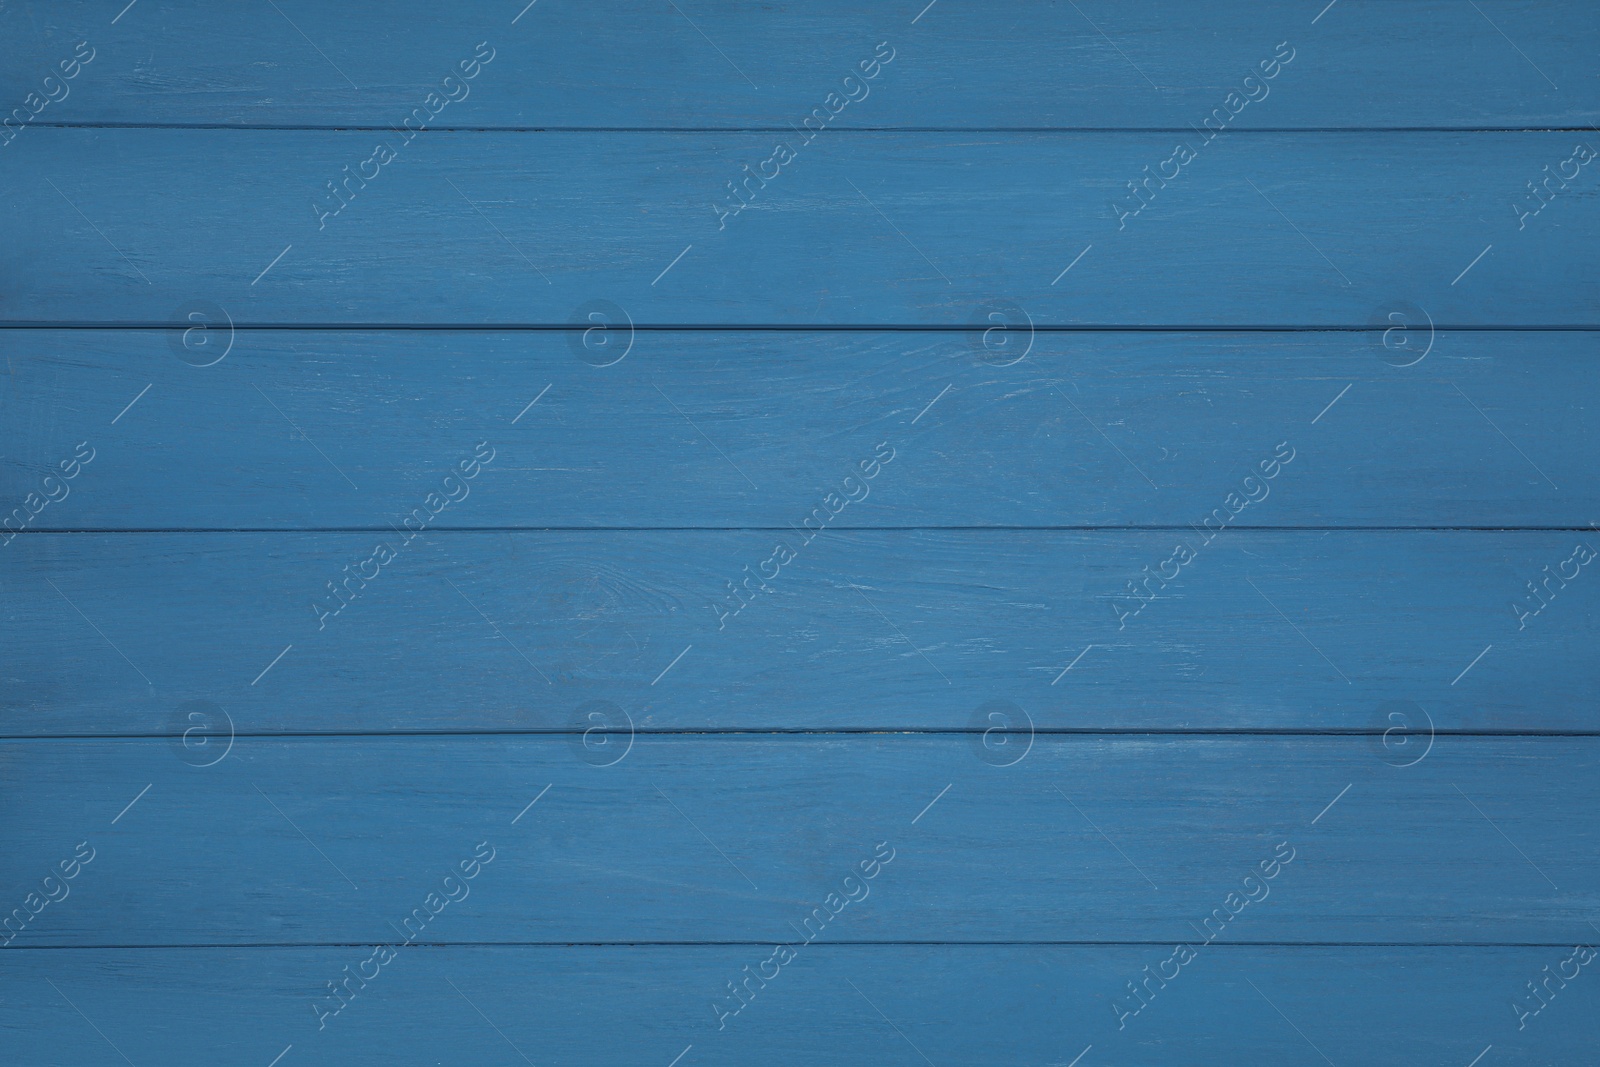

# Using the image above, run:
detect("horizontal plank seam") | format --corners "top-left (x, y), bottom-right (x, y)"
top-left (9, 527), bottom-right (1596, 535)
top-left (5, 323), bottom-right (1600, 333)
top-left (6, 730), bottom-right (1599, 741)
top-left (2, 941), bottom-right (1586, 950)
top-left (24, 123), bottom-right (1600, 134)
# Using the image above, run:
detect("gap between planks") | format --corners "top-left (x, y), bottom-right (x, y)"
top-left (4, 323), bottom-right (1600, 333)
top-left (2, 940), bottom-right (1591, 950)
top-left (8, 729), bottom-right (1600, 741)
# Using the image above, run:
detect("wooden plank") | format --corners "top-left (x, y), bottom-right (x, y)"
top-left (1, 328), bottom-right (1592, 529)
top-left (4, 530), bottom-right (1594, 734)
top-left (3, 1), bottom-right (1596, 129)
top-left (4, 944), bottom-right (1593, 1066)
top-left (2, 735), bottom-right (1593, 945)
top-left (4, 131), bottom-right (1597, 325)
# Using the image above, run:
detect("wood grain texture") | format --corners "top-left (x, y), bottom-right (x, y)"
top-left (1, 735), bottom-right (1593, 945)
top-left (3, 0), bottom-right (1596, 129)
top-left (3, 131), bottom-right (1597, 325)
top-left (4, 945), bottom-right (1595, 1067)
top-left (1, 329), bottom-right (1593, 529)
top-left (4, 531), bottom-right (1595, 734)
top-left (6, 940), bottom-right (1593, 1067)
top-left (5, 2), bottom-right (1595, 1063)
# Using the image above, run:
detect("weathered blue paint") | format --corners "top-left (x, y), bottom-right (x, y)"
top-left (3, 1), bottom-right (1596, 129)
top-left (2, 531), bottom-right (1596, 733)
top-left (0, 330), bottom-right (1592, 528)
top-left (3, 2), bottom-right (1596, 1064)
top-left (2, 131), bottom-right (1599, 325)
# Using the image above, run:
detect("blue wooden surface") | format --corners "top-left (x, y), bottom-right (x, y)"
top-left (2, 735), bottom-right (1595, 944)
top-left (1, 329), bottom-right (1594, 528)
top-left (3, 1), bottom-right (1596, 129)
top-left (4, 531), bottom-right (1598, 733)
top-left (5, 130), bottom-right (1600, 325)
top-left (3, 2), bottom-right (1597, 1065)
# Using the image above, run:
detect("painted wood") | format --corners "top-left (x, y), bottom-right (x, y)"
top-left (3, 945), bottom-right (1594, 1067)
top-left (5, 2), bottom-right (1596, 1064)
top-left (4, 131), bottom-right (1598, 325)
top-left (4, 531), bottom-right (1595, 734)
top-left (1, 735), bottom-right (1593, 946)
top-left (1, 329), bottom-right (1593, 529)
top-left (3, 1), bottom-right (1595, 129)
